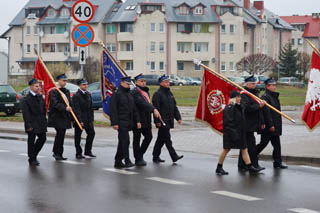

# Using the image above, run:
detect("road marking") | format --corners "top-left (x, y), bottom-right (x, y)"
top-left (300, 166), bottom-right (320, 171)
top-left (211, 191), bottom-right (263, 201)
top-left (0, 150), bottom-right (10, 153)
top-left (145, 177), bottom-right (191, 185)
top-left (59, 160), bottom-right (86, 165)
top-left (19, 153), bottom-right (46, 158)
top-left (288, 208), bottom-right (320, 213)
top-left (103, 168), bottom-right (139, 175)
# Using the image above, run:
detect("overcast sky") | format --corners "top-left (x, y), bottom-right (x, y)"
top-left (0, 0), bottom-right (318, 52)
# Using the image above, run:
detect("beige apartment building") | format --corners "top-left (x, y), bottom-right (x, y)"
top-left (1, 0), bottom-right (293, 84)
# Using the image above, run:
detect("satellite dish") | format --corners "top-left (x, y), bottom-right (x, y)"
top-left (136, 5), bottom-right (141, 15)
top-left (64, 31), bottom-right (69, 37)
top-left (208, 25), bottom-right (214, 33)
top-left (39, 31), bottom-right (44, 37)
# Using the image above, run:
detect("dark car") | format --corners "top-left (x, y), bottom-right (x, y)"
top-left (87, 82), bottom-right (102, 110)
top-left (0, 84), bottom-right (20, 116)
top-left (242, 75), bottom-right (268, 90)
top-left (144, 74), bottom-right (160, 85)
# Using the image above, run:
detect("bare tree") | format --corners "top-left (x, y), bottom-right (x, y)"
top-left (236, 54), bottom-right (277, 75)
top-left (297, 52), bottom-right (311, 81)
top-left (47, 62), bottom-right (71, 79)
top-left (72, 57), bottom-right (99, 83)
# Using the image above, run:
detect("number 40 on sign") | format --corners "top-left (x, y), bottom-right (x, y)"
top-left (72, 0), bottom-right (95, 24)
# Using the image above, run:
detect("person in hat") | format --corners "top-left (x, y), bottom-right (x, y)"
top-left (72, 79), bottom-right (96, 159)
top-left (216, 90), bottom-right (263, 175)
top-left (21, 79), bottom-right (47, 166)
top-left (238, 75), bottom-right (266, 171)
top-left (131, 74), bottom-right (161, 166)
top-left (152, 75), bottom-right (183, 164)
top-left (110, 76), bottom-right (141, 168)
top-left (48, 74), bottom-right (72, 161)
top-left (257, 78), bottom-right (288, 169)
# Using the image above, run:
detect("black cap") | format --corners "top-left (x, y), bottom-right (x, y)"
top-left (264, 78), bottom-right (276, 85)
top-left (158, 74), bottom-right (170, 83)
top-left (28, 78), bottom-right (39, 86)
top-left (56, 73), bottom-right (68, 80)
top-left (134, 73), bottom-right (145, 81)
top-left (230, 90), bottom-right (240, 98)
top-left (244, 75), bottom-right (256, 83)
top-left (121, 76), bottom-right (131, 83)
top-left (77, 79), bottom-right (88, 85)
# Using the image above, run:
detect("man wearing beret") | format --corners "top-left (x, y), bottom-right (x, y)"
top-left (48, 74), bottom-right (72, 161)
top-left (152, 75), bottom-right (183, 164)
top-left (21, 79), bottom-right (47, 166)
top-left (110, 76), bottom-right (141, 168)
top-left (257, 78), bottom-right (288, 169)
top-left (238, 75), bottom-right (266, 171)
top-left (131, 74), bottom-right (161, 166)
top-left (72, 79), bottom-right (96, 159)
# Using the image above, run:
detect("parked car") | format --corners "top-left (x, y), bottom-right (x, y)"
top-left (169, 75), bottom-right (187, 86)
top-left (227, 77), bottom-right (245, 86)
top-left (144, 74), bottom-right (160, 85)
top-left (0, 84), bottom-right (20, 116)
top-left (87, 82), bottom-right (102, 110)
top-left (278, 77), bottom-right (304, 88)
top-left (181, 77), bottom-right (201, 86)
top-left (242, 75), bottom-right (268, 90)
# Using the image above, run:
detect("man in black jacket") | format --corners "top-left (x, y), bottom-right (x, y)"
top-left (48, 74), bottom-right (72, 161)
top-left (152, 75), bottom-right (183, 164)
top-left (238, 75), bottom-right (266, 171)
top-left (132, 74), bottom-right (160, 166)
top-left (72, 79), bottom-right (96, 159)
top-left (257, 78), bottom-right (288, 169)
top-left (110, 76), bottom-right (141, 168)
top-left (21, 79), bottom-right (47, 166)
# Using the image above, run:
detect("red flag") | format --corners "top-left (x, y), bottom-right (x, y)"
top-left (33, 59), bottom-right (56, 110)
top-left (195, 69), bottom-right (239, 133)
top-left (302, 51), bottom-right (320, 130)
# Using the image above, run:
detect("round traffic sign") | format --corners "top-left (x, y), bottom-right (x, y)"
top-left (72, 24), bottom-right (95, 47)
top-left (72, 0), bottom-right (95, 24)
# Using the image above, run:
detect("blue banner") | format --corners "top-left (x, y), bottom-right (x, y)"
top-left (100, 51), bottom-right (125, 118)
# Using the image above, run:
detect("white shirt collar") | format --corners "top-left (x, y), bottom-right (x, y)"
top-left (80, 89), bottom-right (86, 94)
top-left (30, 90), bottom-right (37, 96)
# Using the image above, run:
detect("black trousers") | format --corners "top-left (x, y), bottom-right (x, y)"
top-left (115, 128), bottom-right (130, 162)
top-left (74, 123), bottom-right (95, 155)
top-left (133, 128), bottom-right (153, 161)
top-left (238, 132), bottom-right (259, 168)
top-left (152, 127), bottom-right (178, 160)
top-left (53, 128), bottom-right (66, 156)
top-left (27, 132), bottom-right (46, 161)
top-left (257, 134), bottom-right (282, 164)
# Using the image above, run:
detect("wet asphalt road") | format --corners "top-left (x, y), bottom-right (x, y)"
top-left (0, 133), bottom-right (320, 213)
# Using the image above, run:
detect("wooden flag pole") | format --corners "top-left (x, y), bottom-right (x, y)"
top-left (306, 39), bottom-right (320, 57)
top-left (34, 49), bottom-right (83, 130)
top-left (193, 59), bottom-right (296, 124)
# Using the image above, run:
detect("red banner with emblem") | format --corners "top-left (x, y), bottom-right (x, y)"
top-left (195, 69), bottom-right (239, 133)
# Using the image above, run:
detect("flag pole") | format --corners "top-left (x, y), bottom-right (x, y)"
top-left (34, 49), bottom-right (83, 130)
top-left (306, 39), bottom-right (320, 57)
top-left (193, 59), bottom-right (296, 124)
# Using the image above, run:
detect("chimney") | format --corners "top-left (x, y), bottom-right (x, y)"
top-left (244, 0), bottom-right (250, 10)
top-left (253, 1), bottom-right (264, 11)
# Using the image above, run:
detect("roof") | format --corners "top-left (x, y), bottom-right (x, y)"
top-left (16, 57), bottom-right (37, 63)
top-left (264, 8), bottom-right (294, 30)
top-left (281, 15), bottom-right (320, 38)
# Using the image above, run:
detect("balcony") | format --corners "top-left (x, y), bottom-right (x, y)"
top-left (117, 51), bottom-right (134, 60)
top-left (175, 51), bottom-right (212, 61)
top-left (40, 52), bottom-right (70, 62)
top-left (117, 32), bottom-right (134, 42)
top-left (40, 33), bottom-right (69, 44)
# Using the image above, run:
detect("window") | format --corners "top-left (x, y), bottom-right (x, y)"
top-left (26, 26), bottom-right (31, 35)
top-left (179, 6), bottom-right (189, 15)
top-left (159, 62), bottom-right (164, 71)
top-left (177, 62), bottom-right (184, 71)
top-left (50, 44), bottom-right (55, 52)
top-left (195, 64), bottom-right (201, 71)
top-left (221, 62), bottom-right (226, 72)
top-left (291, 38), bottom-right (295, 45)
top-left (34, 26), bottom-right (38, 35)
top-left (159, 42), bottom-right (165, 52)
top-left (107, 43), bottom-right (116, 52)
top-left (34, 44), bottom-right (38, 51)
top-left (230, 62), bottom-right (235, 71)
top-left (244, 42), bottom-right (248, 53)
top-left (194, 6), bottom-right (203, 15)
top-left (221, 24), bottom-right (226, 33)
top-left (151, 61), bottom-right (155, 71)
top-left (177, 42), bottom-right (192, 52)
top-left (194, 24), bottom-right (201, 33)
top-left (221, 43), bottom-right (226, 53)
top-left (56, 24), bottom-right (67, 34)
top-left (298, 38), bottom-right (303, 45)
top-left (74, 44), bottom-right (78, 52)
top-left (229, 43), bottom-right (234, 53)
top-left (125, 61), bottom-right (133, 71)
top-left (230, 24), bottom-right (235, 33)
top-left (194, 24), bottom-right (209, 33)
top-left (48, 9), bottom-right (55, 17)
top-left (150, 42), bottom-right (156, 53)
top-left (151, 23), bottom-right (156, 32)
top-left (61, 8), bottom-right (70, 17)
top-left (126, 42), bottom-right (133, 51)
top-left (177, 23), bottom-right (193, 33)
top-left (26, 44), bottom-right (31, 53)
top-left (120, 23), bottom-right (133, 32)
top-left (50, 26), bottom-right (55, 34)
top-left (159, 23), bottom-right (165, 32)
top-left (194, 42), bottom-right (208, 52)
top-left (106, 24), bottom-right (116, 34)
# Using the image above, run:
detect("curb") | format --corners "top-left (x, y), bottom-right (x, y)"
top-left (0, 128), bottom-right (76, 139)
top-left (259, 154), bottom-right (320, 165)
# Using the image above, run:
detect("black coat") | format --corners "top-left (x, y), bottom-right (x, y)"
top-left (241, 87), bottom-right (264, 133)
top-left (152, 86), bottom-right (181, 129)
top-left (131, 86), bottom-right (154, 129)
top-left (21, 92), bottom-right (47, 134)
top-left (223, 103), bottom-right (246, 149)
top-left (72, 89), bottom-right (94, 128)
top-left (48, 88), bottom-right (72, 129)
top-left (261, 89), bottom-right (282, 136)
top-left (109, 85), bottom-right (140, 130)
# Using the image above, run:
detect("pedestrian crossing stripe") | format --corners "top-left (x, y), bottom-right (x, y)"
top-left (0, 150), bottom-right (10, 153)
top-left (288, 208), bottom-right (320, 213)
top-left (103, 168), bottom-right (139, 175)
top-left (211, 191), bottom-right (263, 201)
top-left (59, 160), bottom-right (86, 165)
top-left (300, 166), bottom-right (320, 171)
top-left (145, 177), bottom-right (191, 185)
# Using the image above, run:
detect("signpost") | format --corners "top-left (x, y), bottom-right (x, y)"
top-left (79, 47), bottom-right (86, 65)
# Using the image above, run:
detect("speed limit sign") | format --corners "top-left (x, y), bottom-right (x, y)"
top-left (72, 0), bottom-right (95, 24)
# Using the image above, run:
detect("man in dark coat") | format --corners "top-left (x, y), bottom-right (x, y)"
top-left (152, 75), bottom-right (183, 163)
top-left (72, 79), bottom-right (96, 159)
top-left (257, 78), bottom-right (288, 169)
top-left (48, 74), bottom-right (72, 161)
top-left (131, 74), bottom-right (161, 166)
top-left (21, 79), bottom-right (47, 166)
top-left (110, 76), bottom-right (141, 168)
top-left (238, 75), bottom-right (266, 171)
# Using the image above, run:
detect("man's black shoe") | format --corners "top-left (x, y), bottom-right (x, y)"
top-left (173, 155), bottom-right (184, 163)
top-left (255, 165), bottom-right (266, 171)
top-left (85, 153), bottom-right (97, 158)
top-left (238, 166), bottom-right (248, 172)
top-left (153, 157), bottom-right (165, 163)
top-left (29, 160), bottom-right (40, 166)
top-left (216, 167), bottom-right (229, 175)
top-left (76, 154), bottom-right (85, 159)
top-left (135, 159), bottom-right (147, 166)
top-left (125, 159), bottom-right (135, 168)
top-left (274, 163), bottom-right (288, 169)
top-left (114, 161), bottom-right (125, 169)
top-left (248, 165), bottom-right (263, 174)
top-left (53, 154), bottom-right (67, 161)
